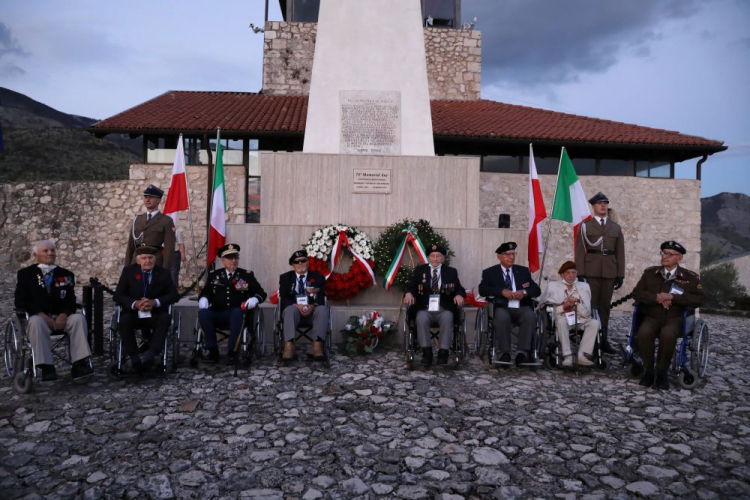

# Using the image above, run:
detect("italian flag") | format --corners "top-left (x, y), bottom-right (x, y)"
top-left (550, 147), bottom-right (591, 249)
top-left (207, 130), bottom-right (226, 266)
top-left (527, 144), bottom-right (546, 273)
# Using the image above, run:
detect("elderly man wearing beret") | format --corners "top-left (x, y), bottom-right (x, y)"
top-left (403, 244), bottom-right (466, 366)
top-left (278, 249), bottom-right (329, 361)
top-left (479, 241), bottom-right (541, 367)
top-left (124, 184), bottom-right (176, 270)
top-left (198, 243), bottom-right (267, 364)
top-left (114, 245), bottom-right (178, 372)
top-left (632, 241), bottom-right (704, 390)
top-left (542, 261), bottom-right (599, 367)
top-left (575, 192), bottom-right (625, 355)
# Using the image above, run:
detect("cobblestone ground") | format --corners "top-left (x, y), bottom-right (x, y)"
top-left (1, 296), bottom-right (749, 499)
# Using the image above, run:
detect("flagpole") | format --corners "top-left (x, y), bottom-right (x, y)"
top-left (537, 146), bottom-right (565, 287)
top-left (179, 133), bottom-right (201, 288)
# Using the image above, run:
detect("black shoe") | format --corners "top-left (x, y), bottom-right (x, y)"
top-left (639, 372), bottom-right (655, 387)
top-left (499, 352), bottom-right (511, 369)
top-left (204, 347), bottom-right (220, 364)
top-left (39, 364), bottom-right (57, 383)
top-left (515, 351), bottom-right (527, 367)
top-left (421, 348), bottom-right (433, 366)
top-left (142, 350), bottom-right (157, 372)
top-left (130, 354), bottom-right (144, 374)
top-left (599, 331), bottom-right (617, 355)
top-left (654, 371), bottom-right (670, 390)
top-left (71, 359), bottom-right (94, 380)
top-left (436, 349), bottom-right (449, 365)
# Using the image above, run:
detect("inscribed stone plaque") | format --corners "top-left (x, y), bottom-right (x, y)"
top-left (352, 169), bottom-right (392, 194)
top-left (340, 90), bottom-right (401, 155)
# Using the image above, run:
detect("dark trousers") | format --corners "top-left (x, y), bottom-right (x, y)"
top-left (171, 251), bottom-right (181, 289)
top-left (493, 306), bottom-right (536, 353)
top-left (198, 307), bottom-right (245, 352)
top-left (119, 309), bottom-right (171, 357)
top-left (637, 316), bottom-right (681, 372)
top-left (588, 277), bottom-right (615, 331)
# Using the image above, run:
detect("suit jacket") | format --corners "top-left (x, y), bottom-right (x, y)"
top-left (542, 279), bottom-right (593, 320)
top-left (406, 264), bottom-right (466, 314)
top-left (114, 264), bottom-right (178, 312)
top-left (279, 270), bottom-right (327, 311)
top-left (124, 212), bottom-right (176, 270)
top-left (575, 218), bottom-right (625, 278)
top-left (478, 264), bottom-right (541, 308)
top-left (200, 268), bottom-right (267, 311)
top-left (633, 265), bottom-right (704, 322)
top-left (15, 264), bottom-right (77, 316)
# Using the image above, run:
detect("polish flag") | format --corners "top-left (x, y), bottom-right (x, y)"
top-left (528, 144), bottom-right (547, 273)
top-left (163, 135), bottom-right (190, 224)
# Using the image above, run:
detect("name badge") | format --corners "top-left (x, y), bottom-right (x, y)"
top-left (565, 311), bottom-right (577, 326)
top-left (508, 299), bottom-right (520, 309)
top-left (138, 310), bottom-right (152, 319)
top-left (669, 284), bottom-right (684, 295)
top-left (296, 294), bottom-right (309, 305)
top-left (429, 295), bottom-right (441, 312)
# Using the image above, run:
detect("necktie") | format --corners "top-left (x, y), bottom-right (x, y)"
top-left (600, 218), bottom-right (605, 227)
top-left (43, 272), bottom-right (53, 293)
top-left (147, 213), bottom-right (153, 221)
top-left (504, 269), bottom-right (512, 289)
top-left (298, 275), bottom-right (305, 294)
top-left (431, 269), bottom-right (439, 292)
top-left (142, 270), bottom-right (152, 296)
top-left (663, 269), bottom-right (670, 280)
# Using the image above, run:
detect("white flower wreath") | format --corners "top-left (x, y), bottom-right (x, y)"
top-left (304, 224), bottom-right (375, 263)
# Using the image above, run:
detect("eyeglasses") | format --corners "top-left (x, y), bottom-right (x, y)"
top-left (293, 259), bottom-right (308, 264)
top-left (660, 251), bottom-right (681, 258)
top-left (223, 255), bottom-right (240, 260)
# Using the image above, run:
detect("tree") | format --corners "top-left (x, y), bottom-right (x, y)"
top-left (701, 245), bottom-right (748, 309)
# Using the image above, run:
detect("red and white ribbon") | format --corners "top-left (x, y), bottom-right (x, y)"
top-left (326, 230), bottom-right (376, 285)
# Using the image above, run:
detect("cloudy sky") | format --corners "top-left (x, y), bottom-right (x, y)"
top-left (1, 0), bottom-right (748, 197)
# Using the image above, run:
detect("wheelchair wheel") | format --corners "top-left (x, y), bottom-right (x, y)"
top-left (273, 320), bottom-right (284, 365)
top-left (4, 316), bottom-right (23, 379)
top-left (108, 311), bottom-right (119, 362)
top-left (253, 310), bottom-right (265, 359)
top-left (404, 319), bottom-right (415, 371)
top-left (168, 313), bottom-right (181, 373)
top-left (323, 333), bottom-right (332, 368)
top-left (475, 308), bottom-right (486, 357)
top-left (13, 354), bottom-right (33, 394)
top-left (14, 371), bottom-right (33, 394)
top-left (693, 321), bottom-right (709, 378)
top-left (594, 355), bottom-right (609, 371)
top-left (677, 367), bottom-right (699, 389)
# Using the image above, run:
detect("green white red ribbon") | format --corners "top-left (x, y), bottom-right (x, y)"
top-left (327, 230), bottom-right (376, 285)
top-left (383, 226), bottom-right (428, 290)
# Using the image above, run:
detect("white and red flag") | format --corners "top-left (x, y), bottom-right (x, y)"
top-left (163, 134), bottom-right (190, 225)
top-left (207, 130), bottom-right (226, 266)
top-left (527, 144), bottom-right (547, 273)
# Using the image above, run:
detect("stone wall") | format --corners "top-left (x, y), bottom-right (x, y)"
top-left (262, 22), bottom-right (481, 101)
top-left (0, 164), bottom-right (246, 289)
top-left (480, 173), bottom-right (702, 306)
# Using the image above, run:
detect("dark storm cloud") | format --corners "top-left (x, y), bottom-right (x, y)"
top-left (463, 0), bottom-right (701, 86)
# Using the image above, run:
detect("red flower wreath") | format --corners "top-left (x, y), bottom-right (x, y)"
top-left (306, 256), bottom-right (376, 302)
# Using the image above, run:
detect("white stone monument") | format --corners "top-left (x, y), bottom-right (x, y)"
top-left (302, 0), bottom-right (435, 156)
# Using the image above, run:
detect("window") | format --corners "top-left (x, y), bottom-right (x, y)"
top-left (423, 0), bottom-right (458, 27)
top-left (636, 161), bottom-right (672, 178)
top-left (570, 158), bottom-right (596, 175)
top-left (600, 159), bottom-right (634, 176)
top-left (482, 156), bottom-right (520, 173)
top-left (521, 156), bottom-right (559, 175)
top-left (290, 0), bottom-right (320, 22)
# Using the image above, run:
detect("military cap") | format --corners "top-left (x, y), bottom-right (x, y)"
top-left (428, 244), bottom-right (447, 256)
top-left (496, 242), bottom-right (517, 254)
top-left (219, 243), bottom-right (240, 258)
top-left (557, 260), bottom-right (577, 274)
top-left (588, 192), bottom-right (609, 205)
top-left (289, 249), bottom-right (308, 265)
top-left (143, 184), bottom-right (164, 198)
top-left (660, 240), bottom-right (686, 255)
top-left (134, 245), bottom-right (159, 256)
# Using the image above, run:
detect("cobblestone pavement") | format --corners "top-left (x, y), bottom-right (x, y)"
top-left (1, 304), bottom-right (749, 499)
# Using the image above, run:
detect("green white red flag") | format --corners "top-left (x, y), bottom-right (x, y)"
top-left (207, 130), bottom-right (226, 266)
top-left (383, 226), bottom-right (427, 290)
top-left (550, 147), bottom-right (591, 249)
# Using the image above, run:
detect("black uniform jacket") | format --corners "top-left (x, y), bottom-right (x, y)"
top-left (15, 264), bottom-right (77, 316)
top-left (200, 268), bottom-right (267, 311)
top-left (406, 264), bottom-right (466, 315)
top-left (633, 265), bottom-right (704, 322)
top-left (114, 264), bottom-right (177, 311)
top-left (278, 270), bottom-right (327, 311)
top-left (478, 264), bottom-right (541, 308)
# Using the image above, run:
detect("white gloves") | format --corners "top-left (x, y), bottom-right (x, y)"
top-left (198, 297), bottom-right (209, 309)
top-left (244, 298), bottom-right (259, 309)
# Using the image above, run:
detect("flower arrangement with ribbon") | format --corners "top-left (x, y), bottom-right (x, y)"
top-left (304, 224), bottom-right (376, 301)
top-left (373, 218), bottom-right (453, 292)
top-left (342, 311), bottom-right (395, 354)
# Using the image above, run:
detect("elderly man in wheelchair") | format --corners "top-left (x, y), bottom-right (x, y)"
top-left (11, 240), bottom-right (94, 385)
top-left (630, 240), bottom-right (704, 390)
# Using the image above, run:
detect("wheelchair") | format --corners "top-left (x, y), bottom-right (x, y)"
top-left (3, 307), bottom-right (93, 393)
top-left (272, 302), bottom-right (332, 367)
top-left (403, 305), bottom-right (467, 370)
top-left (538, 305), bottom-right (608, 371)
top-left (107, 305), bottom-right (181, 378)
top-left (622, 303), bottom-right (709, 389)
top-left (475, 298), bottom-right (544, 369)
top-left (190, 307), bottom-right (264, 368)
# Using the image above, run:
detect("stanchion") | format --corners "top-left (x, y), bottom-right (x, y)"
top-left (94, 285), bottom-right (104, 356)
top-left (82, 285), bottom-right (93, 346)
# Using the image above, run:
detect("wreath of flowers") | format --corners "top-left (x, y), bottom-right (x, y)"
top-left (342, 311), bottom-right (396, 354)
top-left (373, 218), bottom-right (452, 292)
top-left (304, 224), bottom-right (376, 301)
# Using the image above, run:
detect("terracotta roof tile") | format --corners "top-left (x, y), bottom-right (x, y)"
top-left (91, 91), bottom-right (724, 149)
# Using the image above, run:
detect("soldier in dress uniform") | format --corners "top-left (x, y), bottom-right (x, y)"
top-left (575, 192), bottom-right (625, 354)
top-left (632, 241), bottom-right (704, 390)
top-left (124, 185), bottom-right (176, 270)
top-left (198, 244), bottom-right (267, 363)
